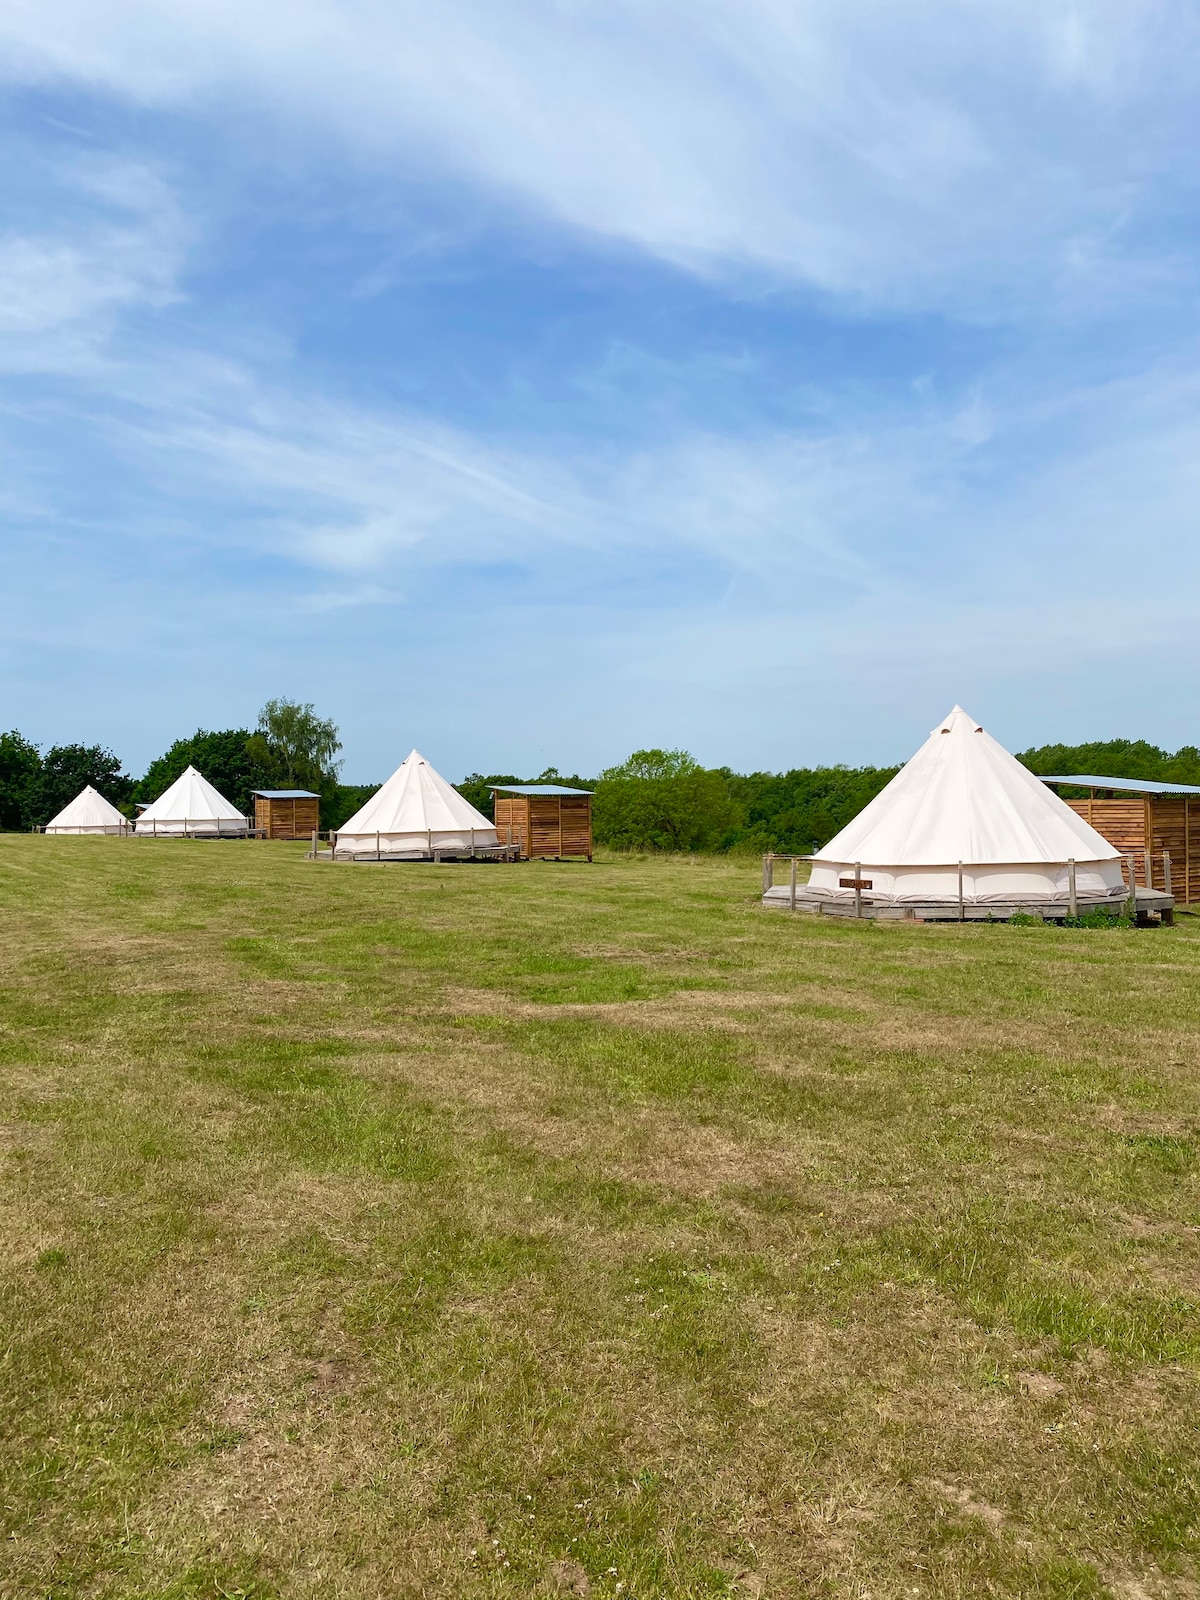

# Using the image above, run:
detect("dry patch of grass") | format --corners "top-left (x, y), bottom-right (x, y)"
top-left (3, 838), bottom-right (1200, 1598)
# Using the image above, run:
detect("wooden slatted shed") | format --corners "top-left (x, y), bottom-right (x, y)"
top-left (1040, 775), bottom-right (1200, 902)
top-left (491, 784), bottom-right (593, 861)
top-left (253, 789), bottom-right (321, 840)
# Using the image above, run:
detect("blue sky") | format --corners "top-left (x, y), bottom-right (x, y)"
top-left (3, 1), bottom-right (1200, 781)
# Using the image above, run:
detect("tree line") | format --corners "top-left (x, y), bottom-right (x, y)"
top-left (4, 716), bottom-right (1197, 851)
top-left (455, 753), bottom-right (899, 853)
top-left (453, 735), bottom-right (1200, 854)
top-left (0, 701), bottom-right (344, 832)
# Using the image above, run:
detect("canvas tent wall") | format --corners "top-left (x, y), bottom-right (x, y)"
top-left (134, 766), bottom-right (249, 836)
top-left (332, 750), bottom-right (499, 859)
top-left (44, 786), bottom-right (131, 835)
top-left (768, 705), bottom-right (1129, 917)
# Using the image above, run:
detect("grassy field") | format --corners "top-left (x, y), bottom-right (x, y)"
top-left (2, 838), bottom-right (1200, 1600)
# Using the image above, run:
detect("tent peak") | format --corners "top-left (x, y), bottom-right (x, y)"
top-left (814, 702), bottom-right (1120, 869)
top-left (936, 705), bottom-right (983, 734)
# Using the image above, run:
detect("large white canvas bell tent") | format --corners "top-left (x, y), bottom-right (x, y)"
top-left (332, 749), bottom-right (499, 860)
top-left (766, 705), bottom-right (1131, 919)
top-left (44, 786), bottom-right (131, 835)
top-left (134, 766), bottom-right (248, 837)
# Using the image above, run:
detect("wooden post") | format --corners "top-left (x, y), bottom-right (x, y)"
top-left (789, 856), bottom-right (797, 912)
top-left (310, 829), bottom-right (317, 859)
top-left (1145, 796), bottom-right (1152, 886)
top-left (558, 795), bottom-right (563, 860)
top-left (1068, 858), bottom-right (1077, 918)
top-left (855, 862), bottom-right (863, 920)
top-left (1187, 797), bottom-right (1192, 907)
top-left (1126, 855), bottom-right (1138, 917)
top-left (957, 861), bottom-right (964, 922)
top-left (1164, 851), bottom-right (1172, 895)
top-left (762, 855), bottom-right (772, 894)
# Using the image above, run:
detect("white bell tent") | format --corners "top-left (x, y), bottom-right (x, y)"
top-left (333, 749), bottom-right (498, 859)
top-left (771, 706), bottom-right (1129, 916)
top-left (44, 786), bottom-right (131, 835)
top-left (134, 766), bottom-right (248, 837)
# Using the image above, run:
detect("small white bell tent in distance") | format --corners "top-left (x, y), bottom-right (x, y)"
top-left (765, 705), bottom-right (1142, 921)
top-left (134, 766), bottom-right (249, 837)
top-left (332, 749), bottom-right (502, 861)
top-left (44, 786), bottom-right (131, 835)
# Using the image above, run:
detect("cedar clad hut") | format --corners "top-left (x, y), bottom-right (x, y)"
top-left (492, 785), bottom-right (593, 861)
top-left (1039, 776), bottom-right (1200, 902)
top-left (253, 789), bottom-right (320, 840)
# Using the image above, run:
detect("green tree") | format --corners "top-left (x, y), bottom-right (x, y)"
top-left (455, 773), bottom-right (523, 822)
top-left (32, 744), bottom-right (131, 828)
top-left (1018, 738), bottom-right (1200, 788)
top-left (253, 699), bottom-right (343, 791)
top-left (593, 749), bottom-right (740, 852)
top-left (724, 764), bottom-right (901, 854)
top-left (0, 730), bottom-right (42, 831)
top-left (455, 768), bottom-right (595, 822)
top-left (324, 784), bottom-right (381, 831)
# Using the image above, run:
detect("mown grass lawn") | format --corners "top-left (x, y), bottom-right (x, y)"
top-left (3, 837), bottom-right (1200, 1600)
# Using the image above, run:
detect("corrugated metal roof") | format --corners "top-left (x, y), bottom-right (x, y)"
top-left (251, 789), bottom-right (321, 799)
top-left (490, 784), bottom-right (592, 796)
top-left (1039, 774), bottom-right (1200, 796)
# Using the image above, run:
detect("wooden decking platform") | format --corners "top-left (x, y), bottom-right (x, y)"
top-left (762, 885), bottom-right (1175, 924)
top-left (312, 845), bottom-right (521, 863)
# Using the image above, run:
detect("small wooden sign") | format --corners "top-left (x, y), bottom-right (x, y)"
top-left (839, 877), bottom-right (873, 890)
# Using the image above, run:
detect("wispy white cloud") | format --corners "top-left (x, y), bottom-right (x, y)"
top-left (18, 323), bottom-right (1200, 622)
top-left (44, 350), bottom-right (894, 589)
top-left (6, 329), bottom-right (1200, 770)
top-left (290, 583), bottom-right (406, 614)
top-left (3, 1), bottom-right (1200, 773)
top-left (0, 153), bottom-right (186, 369)
top-left (2, 0), bottom-right (1197, 310)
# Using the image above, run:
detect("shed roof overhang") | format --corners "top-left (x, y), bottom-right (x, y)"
top-left (1039, 774), bottom-right (1200, 797)
top-left (491, 784), bottom-right (593, 796)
